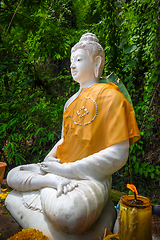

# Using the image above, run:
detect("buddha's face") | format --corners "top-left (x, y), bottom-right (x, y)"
top-left (70, 48), bottom-right (95, 84)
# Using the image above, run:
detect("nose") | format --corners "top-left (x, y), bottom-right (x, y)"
top-left (70, 62), bottom-right (76, 69)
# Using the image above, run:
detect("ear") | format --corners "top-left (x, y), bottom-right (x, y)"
top-left (94, 56), bottom-right (102, 78)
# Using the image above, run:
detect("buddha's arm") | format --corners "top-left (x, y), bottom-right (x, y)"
top-left (7, 166), bottom-right (77, 197)
top-left (40, 139), bottom-right (129, 181)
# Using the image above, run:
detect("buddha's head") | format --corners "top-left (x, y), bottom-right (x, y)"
top-left (71, 33), bottom-right (105, 84)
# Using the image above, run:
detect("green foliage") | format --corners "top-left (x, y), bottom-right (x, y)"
top-left (0, 0), bottom-right (160, 197)
top-left (0, 0), bottom-right (79, 167)
top-left (125, 141), bottom-right (160, 182)
top-left (0, 68), bottom-right (77, 165)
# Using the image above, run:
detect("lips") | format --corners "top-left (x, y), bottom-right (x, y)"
top-left (72, 71), bottom-right (78, 76)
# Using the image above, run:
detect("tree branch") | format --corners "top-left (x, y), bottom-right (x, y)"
top-left (0, 24), bottom-right (7, 35)
top-left (6, 0), bottom-right (23, 34)
top-left (16, 12), bottom-right (39, 25)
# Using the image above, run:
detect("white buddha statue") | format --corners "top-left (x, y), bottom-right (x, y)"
top-left (5, 33), bottom-right (140, 240)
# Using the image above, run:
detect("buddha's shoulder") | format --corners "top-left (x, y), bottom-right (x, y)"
top-left (92, 83), bottom-right (121, 96)
top-left (92, 82), bottom-right (119, 91)
top-left (92, 83), bottom-right (127, 102)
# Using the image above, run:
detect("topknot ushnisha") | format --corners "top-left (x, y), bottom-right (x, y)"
top-left (79, 33), bottom-right (99, 43)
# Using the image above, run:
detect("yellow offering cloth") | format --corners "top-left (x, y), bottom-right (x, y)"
top-left (57, 83), bottom-right (140, 163)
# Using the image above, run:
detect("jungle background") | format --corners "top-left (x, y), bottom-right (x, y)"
top-left (0, 0), bottom-right (160, 204)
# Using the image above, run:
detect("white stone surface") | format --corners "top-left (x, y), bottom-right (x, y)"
top-left (5, 190), bottom-right (116, 240)
top-left (5, 33), bottom-right (130, 239)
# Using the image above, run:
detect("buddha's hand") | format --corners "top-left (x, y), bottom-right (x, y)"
top-left (40, 161), bottom-right (60, 174)
top-left (20, 163), bottom-right (46, 175)
top-left (45, 173), bottom-right (78, 197)
top-left (56, 177), bottom-right (78, 197)
top-left (44, 156), bottom-right (61, 163)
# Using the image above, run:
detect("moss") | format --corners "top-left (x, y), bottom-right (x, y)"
top-left (110, 189), bottom-right (127, 205)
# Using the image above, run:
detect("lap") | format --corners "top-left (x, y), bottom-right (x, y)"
top-left (5, 190), bottom-right (116, 240)
top-left (7, 165), bottom-right (112, 234)
top-left (40, 179), bottom-right (109, 234)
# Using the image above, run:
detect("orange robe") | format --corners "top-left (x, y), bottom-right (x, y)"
top-left (57, 83), bottom-right (140, 163)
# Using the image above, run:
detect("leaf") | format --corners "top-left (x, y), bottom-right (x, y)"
top-left (15, 155), bottom-right (20, 165)
top-left (0, 64), bottom-right (7, 70)
top-left (132, 156), bottom-right (136, 162)
top-left (135, 167), bottom-right (139, 174)
top-left (4, 142), bottom-right (17, 154)
top-left (119, 42), bottom-right (126, 49)
top-left (48, 132), bottom-right (55, 142)
top-left (4, 143), bottom-right (11, 152)
top-left (26, 123), bottom-right (33, 130)
top-left (100, 73), bottom-right (133, 106)
top-left (123, 56), bottom-right (128, 61)
top-left (39, 150), bottom-right (42, 155)
top-left (15, 153), bottom-right (26, 162)
top-left (124, 45), bottom-right (137, 54)
top-left (144, 171), bottom-right (148, 177)
top-left (26, 133), bottom-right (34, 139)
top-left (115, 18), bottom-right (125, 27)
top-left (35, 128), bottom-right (43, 137)
top-left (31, 106), bottom-right (38, 113)
top-left (127, 60), bottom-right (136, 67)
top-left (134, 162), bottom-right (139, 169)
top-left (141, 162), bottom-right (147, 168)
top-left (9, 119), bottom-right (17, 127)
top-left (156, 169), bottom-right (160, 175)
top-left (0, 124), bottom-right (7, 133)
top-left (29, 93), bottom-right (36, 98)
top-left (10, 142), bottom-right (17, 153)
top-left (31, 146), bottom-right (38, 154)
top-left (122, 65), bottom-right (129, 71)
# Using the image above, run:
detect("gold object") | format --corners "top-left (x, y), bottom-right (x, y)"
top-left (119, 195), bottom-right (152, 240)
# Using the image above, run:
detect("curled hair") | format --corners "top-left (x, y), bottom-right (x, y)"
top-left (71, 33), bottom-right (105, 78)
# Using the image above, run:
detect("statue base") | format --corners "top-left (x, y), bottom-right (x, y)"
top-left (5, 190), bottom-right (116, 240)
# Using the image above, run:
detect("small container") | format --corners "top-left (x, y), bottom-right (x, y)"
top-left (119, 195), bottom-right (152, 240)
top-left (0, 162), bottom-right (7, 193)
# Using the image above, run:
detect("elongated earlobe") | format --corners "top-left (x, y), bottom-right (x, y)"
top-left (95, 68), bottom-right (99, 78)
top-left (94, 56), bottom-right (102, 78)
